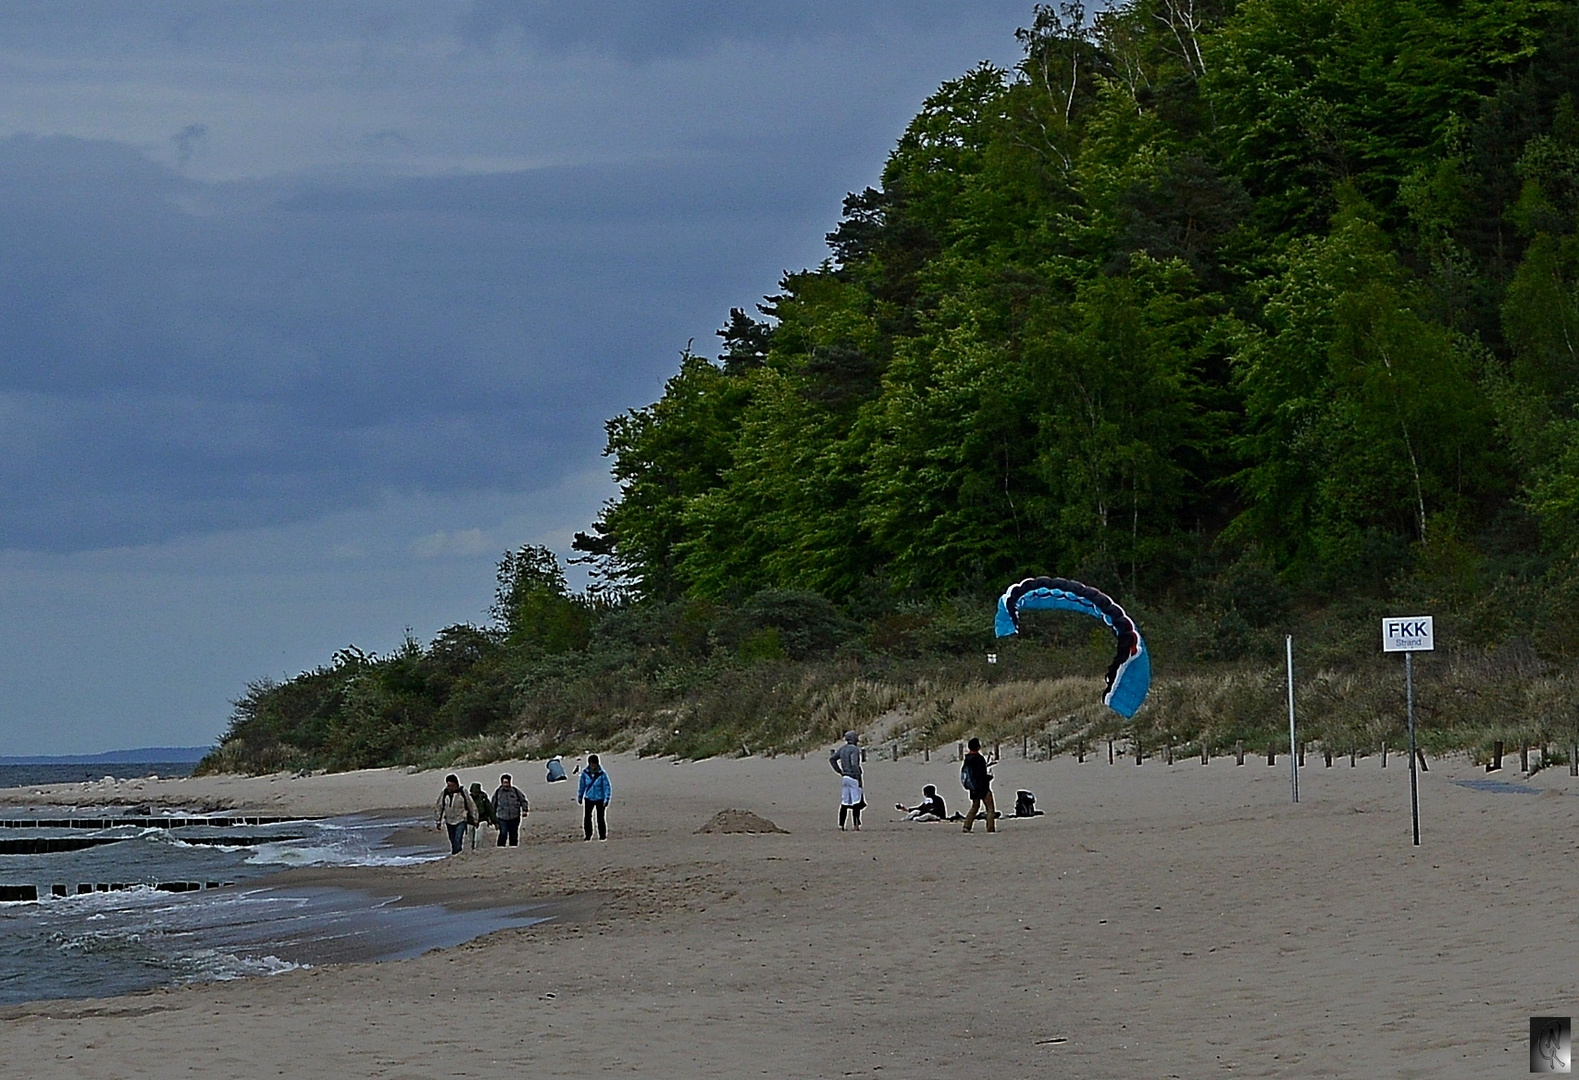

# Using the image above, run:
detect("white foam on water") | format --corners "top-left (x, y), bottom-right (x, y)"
top-left (174, 949), bottom-right (305, 981)
top-left (244, 841), bottom-right (440, 868)
top-left (240, 817), bottom-right (442, 868)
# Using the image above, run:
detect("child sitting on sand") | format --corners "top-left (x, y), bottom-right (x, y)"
top-left (895, 784), bottom-right (946, 822)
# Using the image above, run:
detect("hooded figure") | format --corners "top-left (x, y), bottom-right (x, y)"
top-left (469, 782), bottom-right (495, 827)
top-left (829, 731), bottom-right (865, 831)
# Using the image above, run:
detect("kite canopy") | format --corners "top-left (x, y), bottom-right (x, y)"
top-left (994, 576), bottom-right (1150, 718)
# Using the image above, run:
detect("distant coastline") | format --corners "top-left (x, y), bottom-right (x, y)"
top-left (0, 746), bottom-right (211, 766)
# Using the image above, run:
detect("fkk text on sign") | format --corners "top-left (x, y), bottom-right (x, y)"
top-left (1381, 616), bottom-right (1434, 652)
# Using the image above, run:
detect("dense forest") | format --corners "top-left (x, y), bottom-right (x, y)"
top-left (201, 0), bottom-right (1579, 776)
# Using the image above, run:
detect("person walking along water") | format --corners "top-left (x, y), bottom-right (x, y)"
top-left (577, 755), bottom-right (611, 841)
top-left (468, 782), bottom-right (494, 849)
top-left (435, 774), bottom-right (478, 855)
top-left (961, 738), bottom-right (995, 833)
top-left (492, 773), bottom-right (528, 846)
top-left (830, 730), bottom-right (865, 831)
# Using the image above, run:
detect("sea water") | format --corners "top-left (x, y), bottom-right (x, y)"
top-left (0, 813), bottom-right (543, 1005)
top-left (0, 762), bottom-right (198, 789)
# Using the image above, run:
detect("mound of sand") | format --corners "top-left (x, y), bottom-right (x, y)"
top-left (694, 809), bottom-right (788, 834)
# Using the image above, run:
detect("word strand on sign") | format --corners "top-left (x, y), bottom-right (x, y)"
top-left (1382, 615), bottom-right (1433, 846)
top-left (1382, 617), bottom-right (1434, 652)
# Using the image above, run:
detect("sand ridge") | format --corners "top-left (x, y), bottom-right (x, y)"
top-left (2, 750), bottom-right (1575, 1077)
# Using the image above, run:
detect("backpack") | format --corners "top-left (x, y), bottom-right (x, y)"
top-left (443, 789), bottom-right (475, 826)
top-left (1014, 790), bottom-right (1037, 817)
top-left (960, 763), bottom-right (972, 790)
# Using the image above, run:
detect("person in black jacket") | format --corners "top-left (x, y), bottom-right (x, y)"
top-left (896, 784), bottom-right (946, 821)
top-left (961, 738), bottom-right (995, 833)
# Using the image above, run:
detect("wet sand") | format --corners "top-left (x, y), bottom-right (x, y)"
top-left (2, 750), bottom-right (1575, 1078)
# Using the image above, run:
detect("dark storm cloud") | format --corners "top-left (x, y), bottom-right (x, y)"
top-left (0, 134), bottom-right (822, 551)
top-left (0, 2), bottom-right (1041, 752)
top-left (460, 1), bottom-right (1034, 60)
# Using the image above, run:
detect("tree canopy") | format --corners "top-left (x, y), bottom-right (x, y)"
top-left (207, 0), bottom-right (1579, 775)
top-left (575, 0), bottom-right (1579, 624)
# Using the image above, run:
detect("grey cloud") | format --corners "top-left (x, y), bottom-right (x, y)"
top-left (0, 135), bottom-right (826, 552)
top-left (172, 123), bottom-right (208, 168)
top-left (460, 1), bottom-right (1034, 60)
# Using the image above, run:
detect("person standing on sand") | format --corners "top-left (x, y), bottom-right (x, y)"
top-left (830, 730), bottom-right (865, 831)
top-left (469, 782), bottom-right (495, 849)
top-left (577, 754), bottom-right (611, 841)
top-left (435, 774), bottom-right (478, 855)
top-left (961, 738), bottom-right (995, 833)
top-left (492, 773), bottom-right (529, 846)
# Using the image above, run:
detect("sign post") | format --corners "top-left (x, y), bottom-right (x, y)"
top-left (1286, 635), bottom-right (1298, 804)
top-left (1382, 616), bottom-right (1434, 845)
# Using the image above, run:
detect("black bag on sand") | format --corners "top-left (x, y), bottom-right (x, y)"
top-left (1014, 790), bottom-right (1043, 817)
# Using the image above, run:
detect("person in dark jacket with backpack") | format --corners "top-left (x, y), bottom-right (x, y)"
top-left (577, 754), bottom-right (612, 841)
top-left (961, 738), bottom-right (995, 833)
top-left (492, 773), bottom-right (529, 846)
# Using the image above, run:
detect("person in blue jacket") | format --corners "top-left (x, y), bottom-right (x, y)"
top-left (577, 754), bottom-right (612, 841)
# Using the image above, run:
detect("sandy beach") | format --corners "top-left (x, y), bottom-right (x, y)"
top-left (1, 748), bottom-right (1574, 1078)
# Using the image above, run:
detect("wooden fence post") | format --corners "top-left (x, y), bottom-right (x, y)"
top-left (1381, 741), bottom-right (1388, 767)
top-left (1521, 743), bottom-right (1529, 773)
top-left (1490, 740), bottom-right (1503, 772)
top-left (1266, 743), bottom-right (1276, 766)
top-left (1108, 737), bottom-right (1115, 765)
top-left (1570, 744), bottom-right (1577, 777)
top-left (1201, 742), bottom-right (1209, 765)
top-left (1235, 740), bottom-right (1244, 766)
top-left (1297, 742), bottom-right (1305, 767)
top-left (1077, 739), bottom-right (1085, 763)
top-left (1165, 742), bottom-right (1173, 765)
top-left (1324, 747), bottom-right (1332, 767)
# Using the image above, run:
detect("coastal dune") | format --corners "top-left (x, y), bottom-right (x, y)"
top-left (2, 751), bottom-right (1574, 1078)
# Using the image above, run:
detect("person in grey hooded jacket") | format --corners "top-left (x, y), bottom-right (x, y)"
top-left (829, 730), bottom-right (865, 830)
top-left (491, 774), bottom-right (528, 846)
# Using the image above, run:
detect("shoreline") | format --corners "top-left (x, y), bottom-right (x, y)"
top-left (1, 751), bottom-right (1575, 1076)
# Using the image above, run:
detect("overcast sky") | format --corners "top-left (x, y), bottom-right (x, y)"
top-left (0, 2), bottom-right (1032, 755)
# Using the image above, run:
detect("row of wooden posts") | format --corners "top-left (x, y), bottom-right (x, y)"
top-left (794, 735), bottom-right (1578, 775)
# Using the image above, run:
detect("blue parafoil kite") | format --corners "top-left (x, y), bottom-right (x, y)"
top-left (994, 577), bottom-right (1151, 718)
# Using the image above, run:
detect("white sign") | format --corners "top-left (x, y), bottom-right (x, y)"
top-left (1382, 616), bottom-right (1434, 652)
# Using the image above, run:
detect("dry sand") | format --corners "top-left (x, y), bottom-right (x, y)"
top-left (2, 749), bottom-right (1576, 1078)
